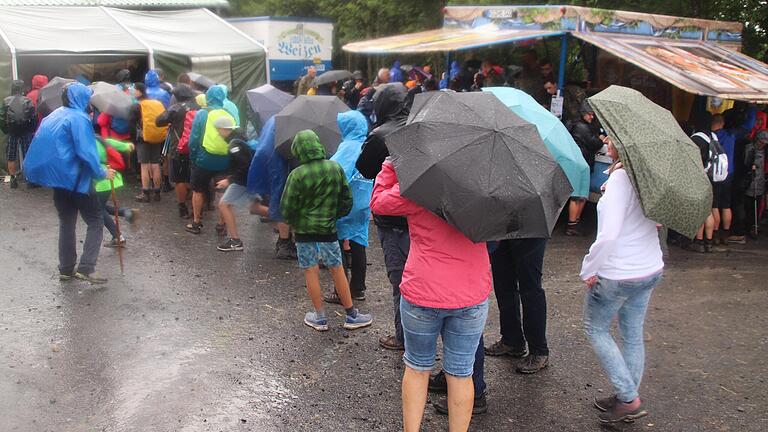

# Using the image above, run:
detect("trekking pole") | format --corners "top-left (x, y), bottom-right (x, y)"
top-left (110, 178), bottom-right (125, 275)
top-left (754, 168), bottom-right (759, 237)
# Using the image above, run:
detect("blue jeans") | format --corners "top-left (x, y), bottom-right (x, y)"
top-left (400, 296), bottom-right (489, 378)
top-left (583, 273), bottom-right (662, 402)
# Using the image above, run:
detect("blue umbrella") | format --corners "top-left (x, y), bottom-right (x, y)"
top-left (483, 87), bottom-right (590, 198)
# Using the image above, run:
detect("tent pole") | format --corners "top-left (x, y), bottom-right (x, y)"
top-left (100, 6), bottom-right (155, 69)
top-left (0, 24), bottom-right (18, 79)
top-left (201, 8), bottom-right (271, 83)
top-left (558, 33), bottom-right (568, 90)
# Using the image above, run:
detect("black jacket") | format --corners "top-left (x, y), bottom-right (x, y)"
top-left (156, 98), bottom-right (198, 156)
top-left (356, 83), bottom-right (409, 229)
top-left (227, 136), bottom-right (253, 186)
top-left (568, 119), bottom-right (603, 169)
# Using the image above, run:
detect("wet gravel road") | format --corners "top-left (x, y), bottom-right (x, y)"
top-left (1, 184), bottom-right (767, 432)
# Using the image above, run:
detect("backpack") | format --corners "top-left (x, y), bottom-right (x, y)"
top-left (139, 99), bottom-right (168, 144)
top-left (692, 131), bottom-right (729, 182)
top-left (202, 109), bottom-right (235, 156)
top-left (4, 95), bottom-right (35, 134)
top-left (111, 116), bottom-right (131, 135)
top-left (177, 108), bottom-right (197, 155)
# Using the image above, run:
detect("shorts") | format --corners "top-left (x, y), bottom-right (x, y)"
top-left (400, 296), bottom-right (489, 377)
top-left (296, 241), bottom-right (343, 269)
top-left (190, 166), bottom-right (223, 192)
top-left (169, 155), bottom-right (191, 183)
top-left (5, 133), bottom-right (32, 162)
top-left (220, 183), bottom-right (257, 206)
top-left (136, 142), bottom-right (163, 164)
top-left (712, 179), bottom-right (732, 209)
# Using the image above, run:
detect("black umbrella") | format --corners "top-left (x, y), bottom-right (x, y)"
top-left (247, 84), bottom-right (294, 125)
top-left (386, 91), bottom-right (572, 242)
top-left (273, 95), bottom-right (350, 159)
top-left (312, 70), bottom-right (354, 87)
top-left (38, 77), bottom-right (75, 118)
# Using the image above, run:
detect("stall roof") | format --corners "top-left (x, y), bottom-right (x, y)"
top-left (105, 8), bottom-right (265, 56)
top-left (0, 0), bottom-right (228, 9)
top-left (572, 32), bottom-right (768, 102)
top-left (342, 26), bottom-right (564, 54)
top-left (0, 6), bottom-right (146, 54)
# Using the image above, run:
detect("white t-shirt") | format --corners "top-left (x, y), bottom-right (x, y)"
top-left (580, 168), bottom-right (664, 280)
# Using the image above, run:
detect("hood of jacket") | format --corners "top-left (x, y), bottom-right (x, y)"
top-left (172, 83), bottom-right (195, 102)
top-left (338, 110), bottom-right (368, 142)
top-left (205, 85), bottom-right (226, 110)
top-left (63, 83), bottom-right (93, 112)
top-left (291, 129), bottom-right (326, 165)
top-left (145, 70), bottom-right (161, 88)
top-left (373, 83), bottom-right (408, 126)
top-left (31, 75), bottom-right (49, 90)
top-left (10, 79), bottom-right (23, 96)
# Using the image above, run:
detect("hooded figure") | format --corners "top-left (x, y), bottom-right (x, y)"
top-left (247, 116), bottom-right (290, 222)
top-left (144, 69), bottom-right (171, 108)
top-left (390, 60), bottom-right (403, 83)
top-left (280, 130), bottom-right (352, 241)
top-left (156, 84), bottom-right (200, 158)
top-left (331, 110), bottom-right (372, 247)
top-left (355, 83), bottom-right (408, 182)
top-left (25, 83), bottom-right (105, 193)
top-left (26, 75), bottom-right (49, 111)
top-left (218, 84), bottom-right (240, 126)
top-left (188, 85), bottom-right (236, 172)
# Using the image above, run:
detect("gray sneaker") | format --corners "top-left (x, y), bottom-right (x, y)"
top-left (598, 398), bottom-right (648, 424)
top-left (74, 272), bottom-right (108, 284)
top-left (343, 309), bottom-right (372, 330)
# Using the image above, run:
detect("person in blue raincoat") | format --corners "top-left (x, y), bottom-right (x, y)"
top-left (246, 116), bottom-right (294, 259)
top-left (144, 69), bottom-right (171, 108)
top-left (25, 82), bottom-right (115, 284)
top-left (323, 110), bottom-right (372, 302)
top-left (390, 60), bottom-right (403, 83)
top-left (218, 84), bottom-right (241, 126)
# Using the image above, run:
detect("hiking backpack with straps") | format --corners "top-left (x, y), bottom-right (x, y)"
top-left (139, 99), bottom-right (169, 144)
top-left (692, 131), bottom-right (729, 182)
top-left (4, 95), bottom-right (36, 135)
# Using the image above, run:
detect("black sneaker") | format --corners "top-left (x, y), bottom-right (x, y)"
top-left (428, 370), bottom-right (447, 393)
top-left (598, 398), bottom-right (648, 424)
top-left (74, 272), bottom-right (108, 284)
top-left (275, 238), bottom-right (297, 260)
top-left (352, 291), bottom-right (366, 301)
top-left (434, 391), bottom-right (488, 415)
top-left (594, 394), bottom-right (618, 412)
top-left (178, 203), bottom-right (190, 219)
top-left (217, 238), bottom-right (244, 252)
top-left (516, 354), bottom-right (549, 374)
top-left (323, 292), bottom-right (343, 305)
top-left (10, 176), bottom-right (18, 189)
top-left (185, 221), bottom-right (203, 234)
top-left (484, 339), bottom-right (528, 358)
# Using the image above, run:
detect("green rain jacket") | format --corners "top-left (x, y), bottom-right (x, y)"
top-left (94, 137), bottom-right (132, 193)
top-left (280, 130), bottom-right (352, 242)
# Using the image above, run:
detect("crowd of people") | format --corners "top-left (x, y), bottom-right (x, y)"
top-left (1, 54), bottom-right (766, 431)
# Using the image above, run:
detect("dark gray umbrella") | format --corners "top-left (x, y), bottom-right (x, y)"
top-left (273, 95), bottom-right (350, 159)
top-left (38, 77), bottom-right (75, 118)
top-left (312, 70), bottom-right (353, 87)
top-left (386, 91), bottom-right (572, 242)
top-left (246, 84), bottom-right (294, 125)
top-left (89, 81), bottom-right (133, 119)
top-left (184, 72), bottom-right (215, 90)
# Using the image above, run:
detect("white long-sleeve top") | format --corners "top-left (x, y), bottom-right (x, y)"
top-left (580, 168), bottom-right (664, 281)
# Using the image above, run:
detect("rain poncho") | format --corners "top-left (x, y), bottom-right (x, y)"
top-left (25, 83), bottom-right (105, 193)
top-left (145, 70), bottom-right (171, 108)
top-left (390, 60), bottom-right (403, 83)
top-left (246, 116), bottom-right (289, 221)
top-left (331, 111), bottom-right (373, 246)
top-left (219, 85), bottom-right (241, 126)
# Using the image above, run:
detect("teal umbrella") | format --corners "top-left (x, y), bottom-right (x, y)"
top-left (483, 87), bottom-right (590, 198)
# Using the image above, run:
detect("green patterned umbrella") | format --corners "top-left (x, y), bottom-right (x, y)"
top-left (588, 85), bottom-right (711, 238)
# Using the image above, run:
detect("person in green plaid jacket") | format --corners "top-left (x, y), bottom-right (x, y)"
top-left (281, 130), bottom-right (372, 332)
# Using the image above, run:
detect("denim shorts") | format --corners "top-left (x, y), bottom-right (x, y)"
top-left (296, 241), bottom-right (343, 269)
top-left (400, 296), bottom-right (489, 377)
top-left (220, 183), bottom-right (258, 206)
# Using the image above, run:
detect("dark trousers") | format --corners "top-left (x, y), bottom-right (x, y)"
top-left (377, 226), bottom-right (410, 343)
top-left (490, 238), bottom-right (549, 356)
top-left (348, 240), bottom-right (367, 295)
top-left (473, 335), bottom-right (486, 395)
top-left (731, 183), bottom-right (747, 236)
top-left (53, 187), bottom-right (104, 275)
top-left (97, 191), bottom-right (127, 239)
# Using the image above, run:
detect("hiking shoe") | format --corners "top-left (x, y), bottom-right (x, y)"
top-left (59, 272), bottom-right (75, 282)
top-left (688, 239), bottom-right (706, 253)
top-left (379, 335), bottom-right (404, 351)
top-left (275, 238), bottom-right (297, 260)
top-left (125, 208), bottom-right (140, 226)
top-left (323, 292), bottom-right (343, 305)
top-left (704, 239), bottom-right (713, 253)
top-left (185, 221), bottom-right (203, 234)
top-left (352, 291), bottom-right (366, 301)
top-left (565, 224), bottom-right (581, 236)
top-left (303, 311), bottom-right (329, 332)
top-left (598, 398), bottom-right (648, 424)
top-left (727, 235), bottom-right (746, 245)
top-left (594, 394), bottom-right (619, 412)
top-left (104, 235), bottom-right (126, 248)
top-left (484, 339), bottom-right (528, 358)
top-left (74, 272), bottom-right (108, 284)
top-left (428, 370), bottom-right (447, 393)
top-left (215, 223), bottom-right (227, 236)
top-left (516, 354), bottom-right (549, 374)
top-left (434, 392), bottom-right (488, 415)
top-left (10, 176), bottom-right (18, 189)
top-left (343, 309), bottom-right (372, 330)
top-left (217, 238), bottom-right (244, 252)
top-left (135, 193), bottom-right (150, 203)
top-left (178, 204), bottom-right (190, 219)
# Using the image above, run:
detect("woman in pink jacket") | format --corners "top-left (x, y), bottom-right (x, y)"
top-left (371, 160), bottom-right (492, 432)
